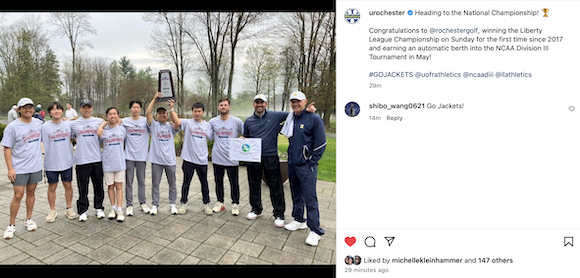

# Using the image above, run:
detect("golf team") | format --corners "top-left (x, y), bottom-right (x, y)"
top-left (1, 91), bottom-right (327, 246)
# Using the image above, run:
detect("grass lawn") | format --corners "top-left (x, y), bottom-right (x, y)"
top-left (277, 134), bottom-right (336, 182)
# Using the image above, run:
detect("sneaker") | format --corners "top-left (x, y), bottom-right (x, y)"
top-left (178, 203), bottom-right (188, 214)
top-left (79, 212), bottom-right (88, 222)
top-left (126, 206), bottom-right (133, 216)
top-left (46, 209), bottom-right (58, 223)
top-left (139, 203), bottom-right (150, 214)
top-left (24, 219), bottom-right (37, 231)
top-left (150, 205), bottom-right (158, 215)
top-left (65, 208), bottom-right (77, 219)
top-left (170, 204), bottom-right (178, 215)
top-left (203, 204), bottom-right (213, 215)
top-left (231, 204), bottom-right (239, 216)
top-left (305, 231), bottom-right (321, 246)
top-left (108, 209), bottom-right (117, 219)
top-left (3, 225), bottom-right (16, 239)
top-left (284, 220), bottom-right (307, 231)
top-left (212, 202), bottom-right (225, 213)
top-left (246, 211), bottom-right (262, 220)
top-left (274, 217), bottom-right (285, 228)
top-left (96, 209), bottom-right (105, 219)
top-left (116, 210), bottom-right (125, 222)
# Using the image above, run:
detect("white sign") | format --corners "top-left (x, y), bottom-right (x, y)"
top-left (229, 138), bottom-right (261, 162)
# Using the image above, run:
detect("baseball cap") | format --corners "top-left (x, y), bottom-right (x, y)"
top-left (253, 94), bottom-right (268, 102)
top-left (156, 106), bottom-right (168, 113)
top-left (17, 97), bottom-right (34, 108)
top-left (289, 91), bottom-right (306, 101)
top-left (79, 99), bottom-right (93, 107)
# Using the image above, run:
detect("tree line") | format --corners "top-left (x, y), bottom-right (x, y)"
top-left (0, 12), bottom-right (335, 126)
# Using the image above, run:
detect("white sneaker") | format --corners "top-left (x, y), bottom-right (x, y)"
top-left (170, 204), bottom-right (178, 215)
top-left (203, 204), bottom-right (213, 215)
top-left (305, 231), bottom-right (321, 246)
top-left (108, 209), bottom-right (117, 219)
top-left (139, 203), bottom-right (150, 214)
top-left (274, 217), bottom-right (285, 228)
top-left (79, 212), bottom-right (88, 222)
top-left (178, 203), bottom-right (188, 214)
top-left (46, 209), bottom-right (58, 223)
top-left (25, 219), bottom-right (37, 231)
top-left (150, 205), bottom-right (158, 215)
top-left (231, 204), bottom-right (239, 216)
top-left (65, 208), bottom-right (78, 219)
top-left (3, 225), bottom-right (16, 239)
top-left (246, 211), bottom-right (262, 220)
top-left (126, 206), bottom-right (133, 216)
top-left (116, 209), bottom-right (125, 222)
top-left (284, 220), bottom-right (307, 231)
top-left (96, 209), bottom-right (105, 219)
top-left (212, 202), bottom-right (225, 213)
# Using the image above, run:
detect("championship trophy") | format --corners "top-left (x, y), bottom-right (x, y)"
top-left (157, 69), bottom-right (176, 102)
top-left (542, 8), bottom-right (549, 17)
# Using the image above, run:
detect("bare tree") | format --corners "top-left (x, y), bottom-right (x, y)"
top-left (48, 12), bottom-right (97, 107)
top-left (143, 12), bottom-right (193, 115)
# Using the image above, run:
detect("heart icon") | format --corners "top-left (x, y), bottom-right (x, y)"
top-left (569, 106), bottom-right (575, 112)
top-left (345, 237), bottom-right (356, 247)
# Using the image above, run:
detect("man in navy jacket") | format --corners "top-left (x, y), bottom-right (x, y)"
top-left (282, 91), bottom-right (327, 246)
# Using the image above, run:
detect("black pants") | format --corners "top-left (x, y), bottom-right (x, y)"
top-left (246, 155), bottom-right (285, 218)
top-left (213, 164), bottom-right (239, 204)
top-left (181, 160), bottom-right (210, 204)
top-left (76, 162), bottom-right (104, 214)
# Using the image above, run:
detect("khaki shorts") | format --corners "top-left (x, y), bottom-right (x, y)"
top-left (104, 171), bottom-right (125, 186)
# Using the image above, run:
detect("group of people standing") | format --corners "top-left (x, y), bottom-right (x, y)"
top-left (2, 90), bottom-right (327, 246)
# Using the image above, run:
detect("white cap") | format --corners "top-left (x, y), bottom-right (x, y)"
top-left (11, 105), bottom-right (17, 109)
top-left (253, 94), bottom-right (268, 102)
top-left (289, 91), bottom-right (306, 101)
top-left (17, 97), bottom-right (34, 108)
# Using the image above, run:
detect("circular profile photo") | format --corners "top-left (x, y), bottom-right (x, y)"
top-left (345, 255), bottom-right (355, 265)
top-left (345, 102), bottom-right (360, 117)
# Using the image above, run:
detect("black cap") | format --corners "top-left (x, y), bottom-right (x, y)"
top-left (79, 99), bottom-right (93, 107)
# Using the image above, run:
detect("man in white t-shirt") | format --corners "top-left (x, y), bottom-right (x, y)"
top-left (65, 102), bottom-right (78, 121)
top-left (41, 102), bottom-right (77, 223)
top-left (168, 101), bottom-right (214, 215)
top-left (70, 99), bottom-right (105, 221)
top-left (7, 105), bottom-right (18, 123)
top-left (208, 98), bottom-right (244, 216)
top-left (145, 92), bottom-right (178, 215)
top-left (2, 97), bottom-right (43, 239)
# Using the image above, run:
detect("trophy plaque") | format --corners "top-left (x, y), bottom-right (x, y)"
top-left (157, 69), bottom-right (176, 102)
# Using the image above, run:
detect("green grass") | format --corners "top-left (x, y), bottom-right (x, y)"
top-left (277, 134), bottom-right (336, 182)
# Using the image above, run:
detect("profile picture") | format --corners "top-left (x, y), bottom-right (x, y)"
top-left (345, 102), bottom-right (360, 117)
top-left (345, 255), bottom-right (355, 265)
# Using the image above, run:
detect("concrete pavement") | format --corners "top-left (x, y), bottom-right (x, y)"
top-left (0, 156), bottom-right (336, 266)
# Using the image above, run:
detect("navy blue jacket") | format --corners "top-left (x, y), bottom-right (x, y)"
top-left (243, 110), bottom-right (288, 156)
top-left (288, 109), bottom-right (327, 167)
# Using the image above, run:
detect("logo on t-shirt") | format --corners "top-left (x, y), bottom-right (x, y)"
top-left (126, 125), bottom-right (146, 136)
top-left (78, 125), bottom-right (97, 137)
top-left (215, 127), bottom-right (233, 139)
top-left (189, 127), bottom-right (207, 139)
top-left (156, 130), bottom-right (172, 142)
top-left (105, 133), bottom-right (124, 146)
top-left (48, 129), bottom-right (70, 142)
top-left (23, 129), bottom-right (41, 143)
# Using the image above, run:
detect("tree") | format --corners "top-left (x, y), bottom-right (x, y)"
top-left (48, 12), bottom-right (97, 108)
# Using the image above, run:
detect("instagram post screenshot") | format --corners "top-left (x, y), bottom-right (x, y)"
top-left (337, 1), bottom-right (580, 277)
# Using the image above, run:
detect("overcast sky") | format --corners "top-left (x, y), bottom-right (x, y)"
top-left (1, 12), bottom-right (245, 95)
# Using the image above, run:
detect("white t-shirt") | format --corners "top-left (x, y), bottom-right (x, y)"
top-left (209, 115), bottom-right (244, 166)
top-left (66, 108), bottom-right (78, 120)
top-left (41, 120), bottom-right (74, 172)
top-left (71, 117), bottom-right (104, 165)
top-left (0, 118), bottom-right (43, 174)
top-left (122, 116), bottom-right (149, 162)
top-left (100, 124), bottom-right (127, 172)
top-left (147, 120), bottom-right (178, 166)
top-left (180, 119), bottom-right (214, 165)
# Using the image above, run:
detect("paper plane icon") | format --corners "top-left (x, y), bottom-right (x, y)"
top-left (385, 237), bottom-right (395, 246)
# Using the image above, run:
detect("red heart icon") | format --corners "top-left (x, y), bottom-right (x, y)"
top-left (345, 237), bottom-right (356, 246)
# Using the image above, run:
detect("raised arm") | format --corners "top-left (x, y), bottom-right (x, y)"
top-left (168, 99), bottom-right (181, 130)
top-left (146, 91), bottom-right (162, 126)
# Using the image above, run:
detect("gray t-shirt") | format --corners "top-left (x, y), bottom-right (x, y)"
top-left (100, 124), bottom-right (127, 172)
top-left (209, 115), bottom-right (244, 166)
top-left (180, 119), bottom-right (214, 165)
top-left (122, 116), bottom-right (149, 162)
top-left (41, 120), bottom-right (74, 172)
top-left (147, 120), bottom-right (178, 166)
top-left (71, 117), bottom-right (104, 165)
top-left (1, 118), bottom-right (43, 174)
